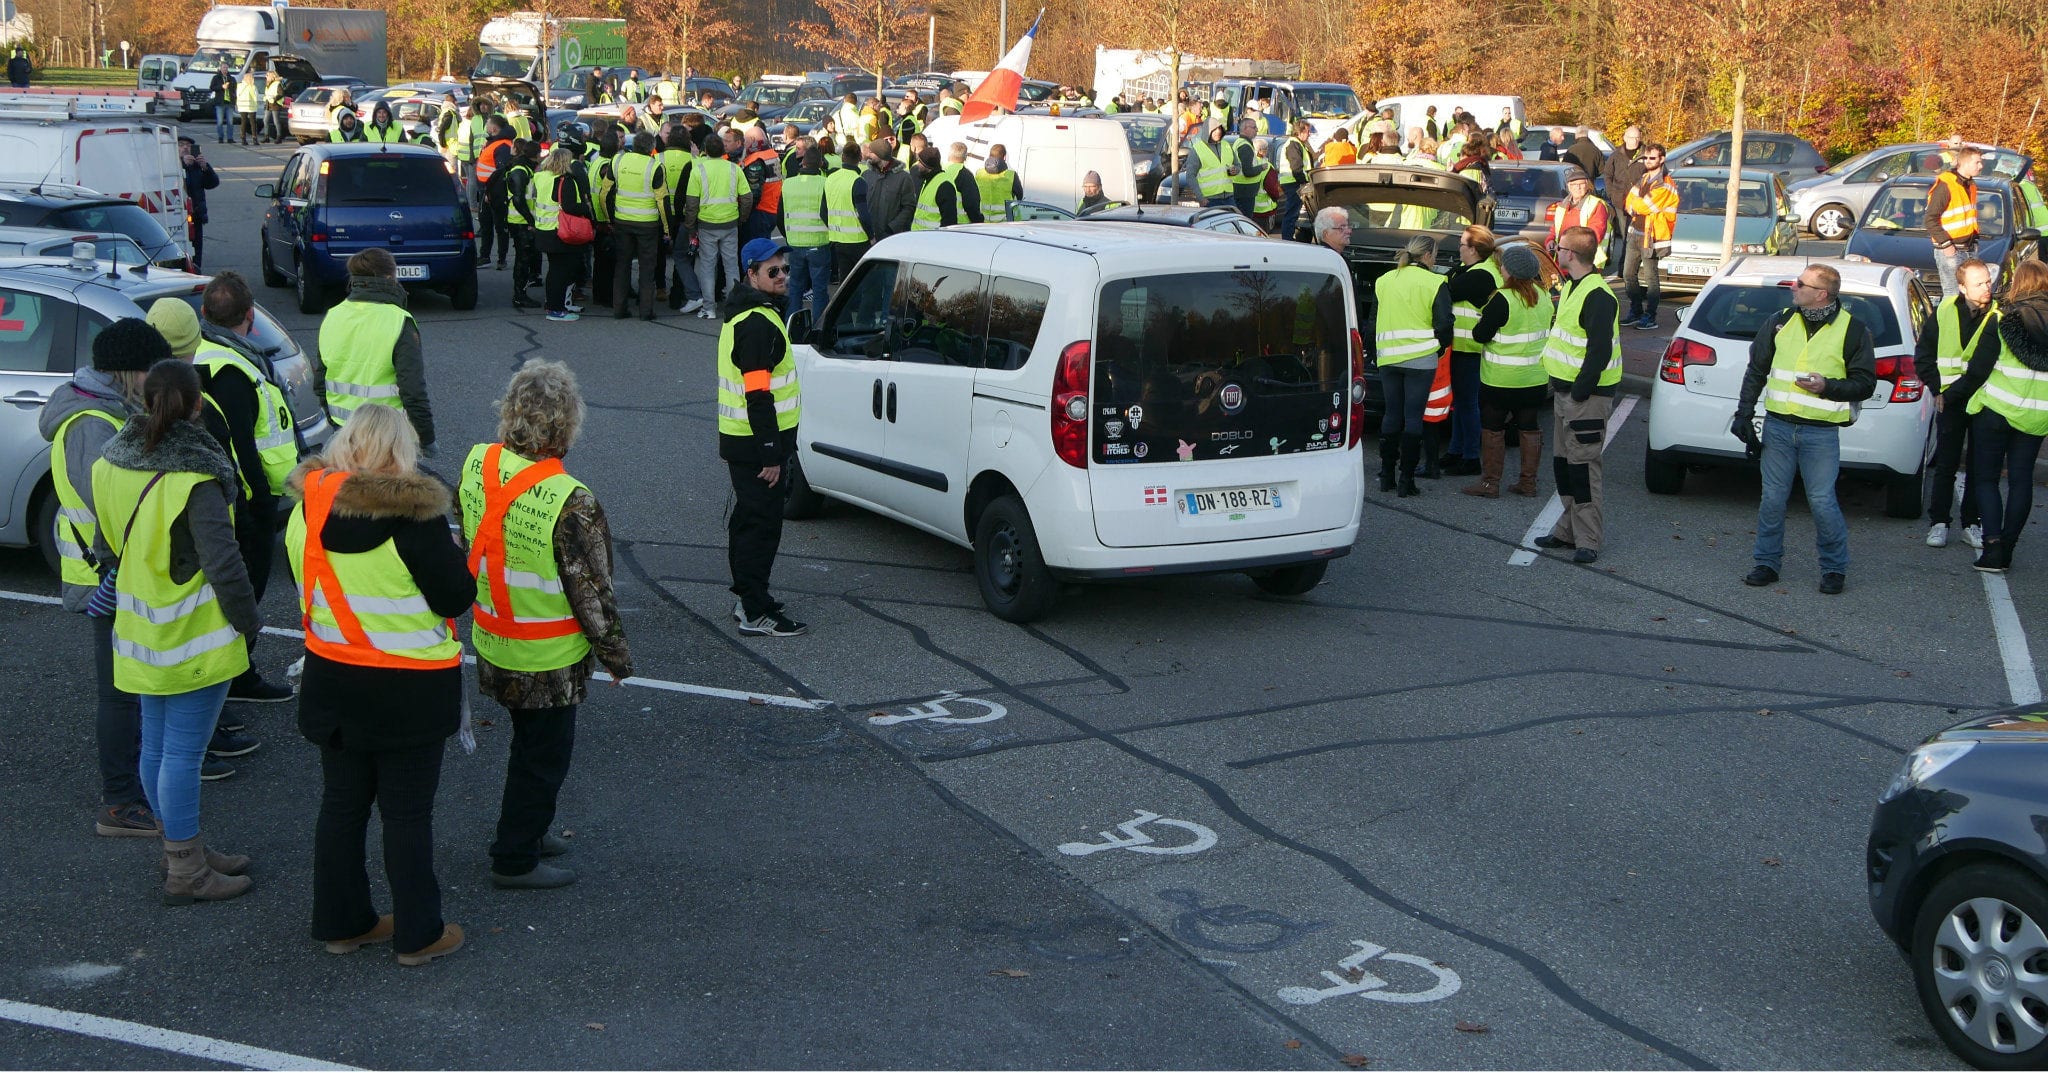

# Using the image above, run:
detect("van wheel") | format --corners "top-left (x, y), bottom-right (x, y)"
top-left (1644, 446), bottom-right (1687, 495)
top-left (294, 254), bottom-right (328, 314)
top-left (32, 487), bottom-right (60, 580)
top-left (450, 267), bottom-right (479, 311)
top-left (259, 234), bottom-right (286, 287)
top-left (1250, 561), bottom-right (1327, 596)
top-left (783, 454), bottom-right (825, 520)
top-left (973, 495), bottom-right (1056, 623)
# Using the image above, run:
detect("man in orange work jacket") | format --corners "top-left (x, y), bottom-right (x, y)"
top-left (1621, 142), bottom-right (1678, 331)
top-left (738, 128), bottom-right (783, 245)
top-left (1925, 146), bottom-right (1984, 301)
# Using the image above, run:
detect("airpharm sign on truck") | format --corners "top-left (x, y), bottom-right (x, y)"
top-left (473, 13), bottom-right (627, 82)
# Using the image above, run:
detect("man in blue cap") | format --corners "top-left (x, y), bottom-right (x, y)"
top-left (717, 238), bottom-right (807, 637)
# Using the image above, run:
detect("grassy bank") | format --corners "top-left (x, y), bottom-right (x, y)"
top-left (31, 67), bottom-right (139, 88)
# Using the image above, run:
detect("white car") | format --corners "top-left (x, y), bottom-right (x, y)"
top-left (785, 222), bottom-right (1366, 621)
top-left (1643, 256), bottom-right (1935, 518)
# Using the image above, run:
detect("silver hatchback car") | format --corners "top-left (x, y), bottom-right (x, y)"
top-left (0, 254), bottom-right (330, 575)
top-left (1786, 142), bottom-right (2034, 240)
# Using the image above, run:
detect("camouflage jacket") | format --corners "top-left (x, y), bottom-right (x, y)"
top-left (476, 487), bottom-right (634, 710)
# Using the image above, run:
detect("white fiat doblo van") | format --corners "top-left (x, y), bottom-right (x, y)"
top-left (784, 222), bottom-right (1365, 622)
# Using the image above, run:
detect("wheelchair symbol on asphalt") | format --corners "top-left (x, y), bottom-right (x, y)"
top-left (868, 690), bottom-right (1008, 727)
top-left (1276, 939), bottom-right (1462, 1006)
top-left (1056, 810), bottom-right (1218, 857)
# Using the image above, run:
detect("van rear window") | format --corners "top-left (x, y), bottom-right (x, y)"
top-left (324, 157), bottom-right (459, 204)
top-left (1093, 271), bottom-right (1351, 464)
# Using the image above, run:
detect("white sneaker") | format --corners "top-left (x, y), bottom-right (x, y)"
top-left (678, 298), bottom-right (704, 314)
top-left (1965, 524), bottom-right (1985, 550)
top-left (695, 308), bottom-right (716, 320)
top-left (1926, 522), bottom-right (1950, 548)
top-left (732, 599), bottom-right (746, 624)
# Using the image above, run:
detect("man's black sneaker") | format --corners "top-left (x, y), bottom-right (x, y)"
top-left (228, 675), bottom-right (294, 703)
top-left (200, 756), bottom-right (236, 781)
top-left (218, 717), bottom-right (246, 733)
top-left (1534, 534), bottom-right (1576, 550)
top-left (738, 612), bottom-right (808, 637)
top-left (1572, 548), bottom-right (1599, 564)
top-left (1818, 572), bottom-right (1846, 595)
top-left (1743, 565), bottom-right (1780, 587)
top-left (208, 728), bottom-right (260, 758)
top-left (94, 802), bottom-right (160, 837)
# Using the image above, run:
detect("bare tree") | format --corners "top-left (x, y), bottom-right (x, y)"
top-left (630, 0), bottom-right (735, 77)
top-left (787, 0), bottom-right (927, 94)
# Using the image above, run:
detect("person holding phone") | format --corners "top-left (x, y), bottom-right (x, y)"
top-left (1733, 264), bottom-right (1878, 594)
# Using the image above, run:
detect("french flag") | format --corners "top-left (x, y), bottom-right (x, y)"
top-left (960, 11), bottom-right (1042, 123)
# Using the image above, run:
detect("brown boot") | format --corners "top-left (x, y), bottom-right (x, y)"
top-left (397, 923), bottom-right (465, 967)
top-left (1512, 428), bottom-right (1544, 496)
top-left (325, 914), bottom-right (395, 954)
top-left (1461, 430), bottom-right (1505, 497)
top-left (155, 844), bottom-right (250, 877)
top-left (161, 836), bottom-right (252, 906)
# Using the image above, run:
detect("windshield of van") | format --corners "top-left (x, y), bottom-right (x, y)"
top-left (472, 53), bottom-right (531, 80)
top-left (1689, 284), bottom-right (1903, 349)
top-left (1117, 116), bottom-right (1168, 152)
top-left (1295, 87), bottom-right (1360, 119)
top-left (1093, 271), bottom-right (1351, 464)
top-left (742, 82), bottom-right (801, 107)
top-left (324, 157), bottom-right (459, 204)
top-left (188, 47), bottom-right (248, 73)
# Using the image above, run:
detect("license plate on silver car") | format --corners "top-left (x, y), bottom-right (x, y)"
top-left (1669, 260), bottom-right (1717, 276)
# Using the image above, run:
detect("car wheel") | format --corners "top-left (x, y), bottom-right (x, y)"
top-left (1644, 446), bottom-right (1687, 495)
top-left (32, 487), bottom-right (60, 579)
top-left (1910, 862), bottom-right (2048, 1070)
top-left (782, 453), bottom-right (825, 520)
top-left (259, 232), bottom-right (286, 287)
top-left (294, 253), bottom-right (328, 314)
top-left (972, 494), bottom-right (1056, 623)
top-left (1250, 561), bottom-right (1328, 596)
top-left (450, 266), bottom-right (479, 311)
top-left (1891, 424), bottom-right (1936, 520)
top-left (1810, 204), bottom-right (1854, 241)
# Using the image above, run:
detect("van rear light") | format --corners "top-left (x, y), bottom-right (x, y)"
top-left (1874, 355), bottom-right (1925, 402)
top-left (311, 232), bottom-right (327, 243)
top-left (1347, 328), bottom-right (1366, 448)
top-left (1052, 340), bottom-right (1090, 468)
top-left (1659, 338), bottom-right (1715, 384)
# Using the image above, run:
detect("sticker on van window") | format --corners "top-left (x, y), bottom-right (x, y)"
top-left (1143, 486), bottom-right (1168, 505)
top-left (1104, 420), bottom-right (1124, 439)
top-left (1134, 442), bottom-right (1149, 459)
top-left (1126, 404), bottom-right (1144, 430)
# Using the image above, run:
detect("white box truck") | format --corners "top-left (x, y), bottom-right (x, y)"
top-left (0, 94), bottom-right (190, 264)
top-left (168, 5), bottom-right (388, 121)
top-left (473, 12), bottom-right (628, 84)
top-left (921, 114), bottom-right (1137, 211)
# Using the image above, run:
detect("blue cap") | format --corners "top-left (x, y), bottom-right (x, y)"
top-left (741, 237), bottom-right (789, 270)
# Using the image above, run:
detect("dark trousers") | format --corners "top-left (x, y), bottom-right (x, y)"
top-left (90, 613), bottom-right (144, 807)
top-left (1971, 409), bottom-right (2045, 547)
top-left (612, 223), bottom-right (662, 317)
top-left (1447, 352), bottom-right (1482, 459)
top-left (480, 193), bottom-right (510, 265)
top-left (232, 496), bottom-right (274, 684)
top-left (740, 209), bottom-right (776, 245)
top-left (189, 223), bottom-right (205, 273)
top-left (728, 460), bottom-right (789, 619)
top-left (311, 740), bottom-right (446, 953)
top-left (1929, 401), bottom-right (1979, 526)
top-left (1232, 188), bottom-right (1258, 218)
top-left (537, 230), bottom-right (578, 313)
top-left (830, 240), bottom-right (867, 284)
top-left (591, 231), bottom-right (616, 308)
top-left (490, 705), bottom-right (576, 876)
top-left (510, 224), bottom-right (537, 293)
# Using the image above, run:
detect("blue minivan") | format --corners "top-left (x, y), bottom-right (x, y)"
top-left (254, 143), bottom-right (479, 314)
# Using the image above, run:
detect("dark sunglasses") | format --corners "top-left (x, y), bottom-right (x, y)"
top-left (756, 265), bottom-right (787, 279)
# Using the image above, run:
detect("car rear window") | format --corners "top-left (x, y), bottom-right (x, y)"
top-left (1486, 168), bottom-right (1565, 198)
top-left (1674, 176), bottom-right (1774, 216)
top-left (1689, 284), bottom-right (1903, 349)
top-left (48, 204), bottom-right (174, 254)
top-left (1093, 271), bottom-right (1351, 464)
top-left (1863, 185), bottom-right (2010, 237)
top-left (324, 157), bottom-right (459, 204)
top-left (1118, 119), bottom-right (1168, 152)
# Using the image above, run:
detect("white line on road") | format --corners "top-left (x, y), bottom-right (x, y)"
top-left (1980, 573), bottom-right (2043, 705)
top-left (0, 998), bottom-right (362, 1071)
top-left (1508, 394), bottom-right (1639, 566)
top-left (0, 590), bottom-right (828, 710)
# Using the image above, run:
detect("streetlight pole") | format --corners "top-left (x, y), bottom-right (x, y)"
top-left (999, 0), bottom-right (1007, 67)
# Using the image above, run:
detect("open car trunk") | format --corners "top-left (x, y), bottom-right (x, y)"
top-left (1305, 164), bottom-right (1488, 318)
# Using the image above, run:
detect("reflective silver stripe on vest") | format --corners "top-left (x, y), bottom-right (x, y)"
top-left (117, 584), bottom-right (220, 625)
top-left (1487, 353), bottom-right (1544, 366)
top-left (717, 398), bottom-right (802, 421)
top-left (59, 505), bottom-right (94, 525)
top-left (1494, 329), bottom-right (1550, 345)
top-left (1983, 382), bottom-right (2048, 412)
top-left (310, 588), bottom-right (435, 616)
top-left (504, 566), bottom-right (565, 595)
top-left (327, 381), bottom-right (402, 399)
top-left (55, 530), bottom-right (86, 558)
top-left (1765, 370), bottom-right (1852, 413)
top-left (307, 618), bottom-right (455, 651)
top-left (255, 427), bottom-right (297, 451)
top-left (112, 624), bottom-right (241, 666)
top-left (1375, 328), bottom-right (1441, 360)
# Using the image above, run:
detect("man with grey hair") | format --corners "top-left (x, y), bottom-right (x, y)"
top-left (1079, 171), bottom-right (1108, 214)
top-left (1313, 206), bottom-right (1353, 253)
top-left (1601, 125), bottom-right (1646, 269)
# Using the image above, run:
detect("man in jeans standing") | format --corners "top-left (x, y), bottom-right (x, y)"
top-left (1926, 146), bottom-right (1984, 301)
top-left (1622, 144), bottom-right (1677, 329)
top-left (1733, 264), bottom-right (1878, 594)
top-left (210, 65), bottom-right (235, 144)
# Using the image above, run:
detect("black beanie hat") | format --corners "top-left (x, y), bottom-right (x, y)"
top-left (92, 317), bottom-right (174, 373)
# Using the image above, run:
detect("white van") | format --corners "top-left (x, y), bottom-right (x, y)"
top-left (919, 113), bottom-right (1136, 211)
top-left (1353, 93), bottom-right (1525, 143)
top-left (0, 95), bottom-right (189, 262)
top-left (785, 222), bottom-right (1365, 621)
top-left (136, 55), bottom-right (186, 92)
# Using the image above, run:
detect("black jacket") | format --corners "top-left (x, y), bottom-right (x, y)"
top-left (1737, 305), bottom-right (1879, 425)
top-left (1952, 293), bottom-right (2048, 402)
top-left (184, 159), bottom-right (220, 224)
top-left (288, 462), bottom-right (473, 752)
top-left (197, 351), bottom-right (274, 515)
top-left (1913, 296), bottom-right (2000, 396)
top-left (1551, 272), bottom-right (1621, 401)
top-left (717, 282), bottom-right (797, 465)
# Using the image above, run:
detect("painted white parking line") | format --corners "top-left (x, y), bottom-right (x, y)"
top-left (0, 590), bottom-right (827, 711)
top-left (0, 998), bottom-right (362, 1071)
top-left (1508, 394), bottom-right (1639, 566)
top-left (1981, 573), bottom-right (2043, 705)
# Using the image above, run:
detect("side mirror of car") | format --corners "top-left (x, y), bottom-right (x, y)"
top-left (1871, 173), bottom-right (1889, 183)
top-left (1781, 212), bottom-right (1801, 224)
top-left (253, 183), bottom-right (276, 198)
top-left (2019, 228), bottom-right (2043, 242)
top-left (787, 307), bottom-right (814, 342)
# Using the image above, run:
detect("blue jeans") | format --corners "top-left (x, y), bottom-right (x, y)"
top-left (139, 681), bottom-right (230, 841)
top-left (1277, 185), bottom-right (1302, 241)
top-left (1752, 415), bottom-right (1849, 575)
top-left (1934, 245), bottom-right (1965, 303)
top-left (1447, 352), bottom-right (1482, 458)
top-left (1378, 366), bottom-right (1433, 437)
top-left (214, 103), bottom-right (232, 143)
top-left (785, 245), bottom-right (832, 322)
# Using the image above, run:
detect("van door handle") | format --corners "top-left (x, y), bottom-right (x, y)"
top-left (3, 392), bottom-right (48, 407)
top-left (872, 378), bottom-right (883, 419)
top-left (886, 382), bottom-right (897, 423)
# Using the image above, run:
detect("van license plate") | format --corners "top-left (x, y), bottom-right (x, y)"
top-left (1181, 485), bottom-right (1280, 516)
top-left (395, 265), bottom-right (427, 280)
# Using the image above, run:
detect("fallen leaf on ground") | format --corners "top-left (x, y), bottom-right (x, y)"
top-left (1340, 1055), bottom-right (1371, 1068)
top-left (1894, 670), bottom-right (1913, 678)
top-left (1282, 1039), bottom-right (1303, 1050)
top-left (1662, 666), bottom-right (1675, 672)
top-left (989, 968), bottom-right (1030, 978)
top-left (1763, 856), bottom-right (1783, 867)
top-left (1454, 1021), bottom-right (1489, 1034)
top-left (1757, 708), bottom-right (1773, 716)
top-left (748, 697), bottom-right (766, 705)
top-left (584, 1023), bottom-right (605, 1031)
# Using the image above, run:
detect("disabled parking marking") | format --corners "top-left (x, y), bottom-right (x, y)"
top-left (1509, 393), bottom-right (1639, 566)
top-left (0, 998), bottom-right (361, 1070)
top-left (1276, 940), bottom-right (1463, 1006)
top-left (1057, 809), bottom-right (1218, 857)
top-left (868, 689), bottom-right (1007, 726)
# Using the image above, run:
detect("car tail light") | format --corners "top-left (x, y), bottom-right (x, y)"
top-left (1348, 328), bottom-right (1366, 448)
top-left (310, 232), bottom-right (327, 243)
top-left (1874, 354), bottom-right (1925, 402)
top-left (1052, 340), bottom-right (1090, 468)
top-left (1658, 338), bottom-right (1715, 384)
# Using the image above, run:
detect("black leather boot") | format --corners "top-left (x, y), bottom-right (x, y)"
top-left (1378, 437), bottom-right (1397, 493)
top-left (1398, 434), bottom-right (1423, 497)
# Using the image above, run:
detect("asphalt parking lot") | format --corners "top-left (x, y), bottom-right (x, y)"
top-left (0, 134), bottom-right (2036, 1070)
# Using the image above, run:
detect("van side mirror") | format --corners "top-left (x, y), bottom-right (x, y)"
top-left (787, 307), bottom-right (813, 342)
top-left (253, 183), bottom-right (276, 198)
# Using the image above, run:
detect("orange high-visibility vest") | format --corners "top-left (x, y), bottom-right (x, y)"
top-left (741, 149), bottom-right (782, 214)
top-left (294, 469), bottom-right (462, 671)
top-left (1423, 350), bottom-right (1454, 423)
top-left (1626, 175), bottom-right (1679, 248)
top-left (1551, 196), bottom-right (1609, 242)
top-left (475, 138), bottom-right (515, 184)
top-left (465, 444), bottom-right (584, 644)
top-left (1934, 171), bottom-right (1979, 243)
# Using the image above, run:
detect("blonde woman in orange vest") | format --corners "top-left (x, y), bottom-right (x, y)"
top-left (288, 405), bottom-right (473, 966)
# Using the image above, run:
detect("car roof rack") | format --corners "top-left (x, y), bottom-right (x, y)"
top-left (0, 92), bottom-right (170, 121)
